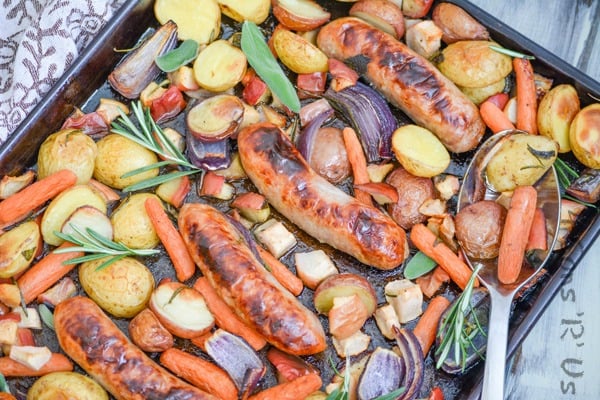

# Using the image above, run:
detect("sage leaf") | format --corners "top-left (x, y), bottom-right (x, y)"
top-left (403, 251), bottom-right (437, 279)
top-left (39, 303), bottom-right (55, 331)
top-left (155, 39), bottom-right (199, 72)
top-left (241, 21), bottom-right (301, 113)
top-left (0, 373), bottom-right (9, 394)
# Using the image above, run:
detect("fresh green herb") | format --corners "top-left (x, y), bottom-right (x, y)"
top-left (111, 101), bottom-right (202, 191)
top-left (435, 264), bottom-right (486, 371)
top-left (155, 39), bottom-right (199, 72)
top-left (553, 158), bottom-right (597, 208)
top-left (39, 303), bottom-right (55, 331)
top-left (527, 144), bottom-right (556, 161)
top-left (167, 286), bottom-right (187, 305)
top-left (241, 21), bottom-right (301, 113)
top-left (54, 226), bottom-right (159, 270)
top-left (489, 45), bottom-right (535, 60)
top-left (403, 251), bottom-right (437, 280)
top-left (13, 278), bottom-right (28, 317)
top-left (0, 373), bottom-right (10, 394)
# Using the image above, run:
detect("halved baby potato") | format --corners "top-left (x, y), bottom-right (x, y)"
top-left (272, 0), bottom-right (331, 31)
top-left (570, 103), bottom-right (600, 168)
top-left (217, 0), bottom-right (270, 24)
top-left (0, 221), bottom-right (40, 279)
top-left (271, 27), bottom-right (328, 74)
top-left (187, 94), bottom-right (244, 141)
top-left (111, 193), bottom-right (160, 249)
top-left (350, 0), bottom-right (405, 39)
top-left (391, 125), bottom-right (450, 178)
top-left (313, 273), bottom-right (377, 315)
top-left (27, 371), bottom-right (108, 400)
top-left (154, 0), bottom-right (221, 44)
top-left (193, 40), bottom-right (247, 92)
top-left (37, 129), bottom-right (97, 184)
top-left (538, 84), bottom-right (580, 153)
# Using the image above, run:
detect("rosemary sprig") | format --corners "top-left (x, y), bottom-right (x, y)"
top-left (110, 101), bottom-right (202, 191)
top-left (54, 226), bottom-right (159, 270)
top-left (489, 45), bottom-right (535, 60)
top-left (435, 264), bottom-right (486, 371)
top-left (553, 157), bottom-right (579, 190)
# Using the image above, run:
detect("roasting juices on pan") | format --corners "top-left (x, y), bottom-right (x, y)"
top-left (0, 0), bottom-right (598, 399)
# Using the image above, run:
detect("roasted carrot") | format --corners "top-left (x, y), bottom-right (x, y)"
top-left (342, 127), bottom-right (372, 205)
top-left (410, 224), bottom-right (478, 290)
top-left (160, 348), bottom-right (238, 400)
top-left (193, 277), bottom-right (267, 350)
top-left (145, 197), bottom-right (196, 282)
top-left (190, 331), bottom-right (212, 352)
top-left (513, 58), bottom-right (538, 134)
top-left (0, 353), bottom-right (73, 377)
top-left (498, 186), bottom-right (538, 284)
top-left (257, 246), bottom-right (303, 296)
top-left (17, 242), bottom-right (83, 304)
top-left (0, 169), bottom-right (77, 229)
top-left (480, 100), bottom-right (516, 133)
top-left (248, 373), bottom-right (322, 400)
top-left (413, 296), bottom-right (451, 355)
top-left (0, 393), bottom-right (17, 400)
top-left (526, 208), bottom-right (547, 251)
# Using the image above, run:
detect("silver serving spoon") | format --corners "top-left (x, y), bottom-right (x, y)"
top-left (457, 130), bottom-right (561, 400)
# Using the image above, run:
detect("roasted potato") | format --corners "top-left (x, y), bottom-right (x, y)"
top-left (94, 134), bottom-right (159, 190)
top-left (538, 84), bottom-right (580, 153)
top-left (193, 40), bottom-right (247, 92)
top-left (432, 2), bottom-right (490, 44)
top-left (41, 185), bottom-right (107, 246)
top-left (385, 167), bottom-right (435, 230)
top-left (313, 273), bottom-right (377, 315)
top-left (0, 221), bottom-right (40, 278)
top-left (111, 193), bottom-right (160, 249)
top-left (271, 26), bottom-right (329, 74)
top-left (154, 0), bottom-right (220, 44)
top-left (272, 0), bottom-right (331, 31)
top-left (37, 129), bottom-right (97, 184)
top-left (455, 200), bottom-right (506, 259)
top-left (437, 41), bottom-right (512, 88)
top-left (391, 124), bottom-right (450, 178)
top-left (570, 103), bottom-right (600, 168)
top-left (27, 371), bottom-right (108, 400)
top-left (485, 133), bottom-right (558, 192)
top-left (217, 0), bottom-right (270, 24)
top-left (307, 127), bottom-right (351, 184)
top-left (349, 0), bottom-right (405, 39)
top-left (459, 77), bottom-right (506, 105)
top-left (79, 256), bottom-right (155, 318)
top-left (129, 308), bottom-right (174, 352)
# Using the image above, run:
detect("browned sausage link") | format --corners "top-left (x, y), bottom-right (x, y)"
top-left (54, 296), bottom-right (217, 400)
top-left (237, 122), bottom-right (407, 270)
top-left (316, 17), bottom-right (486, 153)
top-left (178, 203), bottom-right (327, 356)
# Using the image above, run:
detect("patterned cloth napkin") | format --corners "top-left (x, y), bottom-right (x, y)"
top-left (0, 0), bottom-right (125, 144)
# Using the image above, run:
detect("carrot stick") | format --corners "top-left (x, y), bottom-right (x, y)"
top-left (193, 277), bottom-right (267, 350)
top-left (248, 373), bottom-right (322, 400)
top-left (0, 169), bottom-right (77, 229)
top-left (0, 353), bottom-right (73, 377)
top-left (145, 197), bottom-right (196, 282)
top-left (526, 208), bottom-right (547, 251)
top-left (257, 246), bottom-right (303, 296)
top-left (0, 393), bottom-right (17, 400)
top-left (513, 58), bottom-right (538, 134)
top-left (498, 186), bottom-right (538, 284)
top-left (17, 242), bottom-right (83, 304)
top-left (190, 331), bottom-right (212, 352)
top-left (480, 100), bottom-right (516, 133)
top-left (413, 296), bottom-right (451, 355)
top-left (160, 348), bottom-right (238, 400)
top-left (342, 127), bottom-right (373, 205)
top-left (410, 224), bottom-right (478, 290)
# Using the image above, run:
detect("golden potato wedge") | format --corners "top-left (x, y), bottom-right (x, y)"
top-left (79, 257), bottom-right (154, 318)
top-left (538, 84), bottom-right (580, 153)
top-left (41, 185), bottom-right (107, 246)
top-left (272, 0), bottom-right (331, 31)
top-left (570, 103), bottom-right (600, 168)
top-left (217, 0), bottom-right (270, 24)
top-left (187, 94), bottom-right (244, 141)
top-left (391, 125), bottom-right (450, 178)
top-left (37, 129), bottom-right (97, 184)
top-left (128, 308), bottom-right (174, 353)
top-left (154, 0), bottom-right (221, 44)
top-left (458, 78), bottom-right (506, 105)
top-left (349, 0), bottom-right (405, 39)
top-left (271, 27), bottom-right (328, 74)
top-left (438, 41), bottom-right (513, 88)
top-left (111, 193), bottom-right (160, 249)
top-left (0, 221), bottom-right (40, 279)
top-left (27, 371), bottom-right (108, 400)
top-left (432, 2), bottom-right (490, 44)
top-left (486, 133), bottom-right (558, 192)
top-left (193, 40), bottom-right (247, 92)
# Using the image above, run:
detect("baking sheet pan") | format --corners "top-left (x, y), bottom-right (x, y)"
top-left (1, 0), bottom-right (599, 398)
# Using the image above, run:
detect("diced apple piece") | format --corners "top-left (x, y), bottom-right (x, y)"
top-left (61, 205), bottom-right (113, 241)
top-left (36, 278), bottom-right (77, 307)
top-left (0, 220), bottom-right (40, 279)
top-left (254, 219), bottom-right (297, 258)
top-left (199, 172), bottom-right (235, 201)
top-left (240, 103), bottom-right (262, 130)
top-left (328, 58), bottom-right (359, 92)
top-left (294, 250), bottom-right (338, 290)
top-left (0, 284), bottom-right (21, 308)
top-left (13, 307), bottom-right (42, 330)
top-left (366, 163), bottom-right (394, 183)
top-left (405, 20), bottom-right (443, 59)
top-left (213, 152), bottom-right (247, 180)
top-left (168, 66), bottom-right (200, 92)
top-left (433, 174), bottom-right (459, 201)
top-left (243, 74), bottom-right (271, 106)
top-left (332, 330), bottom-right (370, 358)
top-left (187, 94), bottom-right (245, 141)
top-left (350, 0), bottom-right (405, 39)
top-left (156, 175), bottom-right (191, 208)
top-left (9, 345), bottom-right (51, 371)
top-left (231, 192), bottom-right (270, 223)
top-left (329, 294), bottom-right (370, 339)
top-left (354, 182), bottom-right (399, 205)
top-left (140, 82), bottom-right (167, 107)
top-left (297, 72), bottom-right (327, 97)
top-left (87, 179), bottom-right (120, 204)
top-left (149, 281), bottom-right (215, 339)
top-left (95, 98), bottom-right (129, 125)
top-left (259, 104), bottom-right (288, 128)
top-left (374, 304), bottom-right (400, 340)
top-left (0, 170), bottom-right (35, 200)
top-left (385, 279), bottom-right (423, 323)
top-left (0, 320), bottom-right (18, 345)
top-left (402, 0), bottom-right (434, 18)
top-left (418, 198), bottom-right (446, 217)
top-left (313, 273), bottom-right (377, 315)
top-left (272, 0), bottom-right (331, 31)
top-left (504, 96), bottom-right (517, 124)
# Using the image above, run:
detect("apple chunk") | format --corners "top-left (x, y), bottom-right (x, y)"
top-left (272, 0), bottom-right (331, 31)
top-left (149, 282), bottom-right (215, 339)
top-left (313, 273), bottom-right (377, 315)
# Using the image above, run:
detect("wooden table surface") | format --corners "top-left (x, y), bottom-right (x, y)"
top-left (466, 1), bottom-right (600, 398)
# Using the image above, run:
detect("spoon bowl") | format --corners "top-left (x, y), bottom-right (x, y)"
top-left (457, 130), bottom-right (561, 400)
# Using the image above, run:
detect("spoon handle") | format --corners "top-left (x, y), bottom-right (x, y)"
top-left (481, 291), bottom-right (514, 400)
